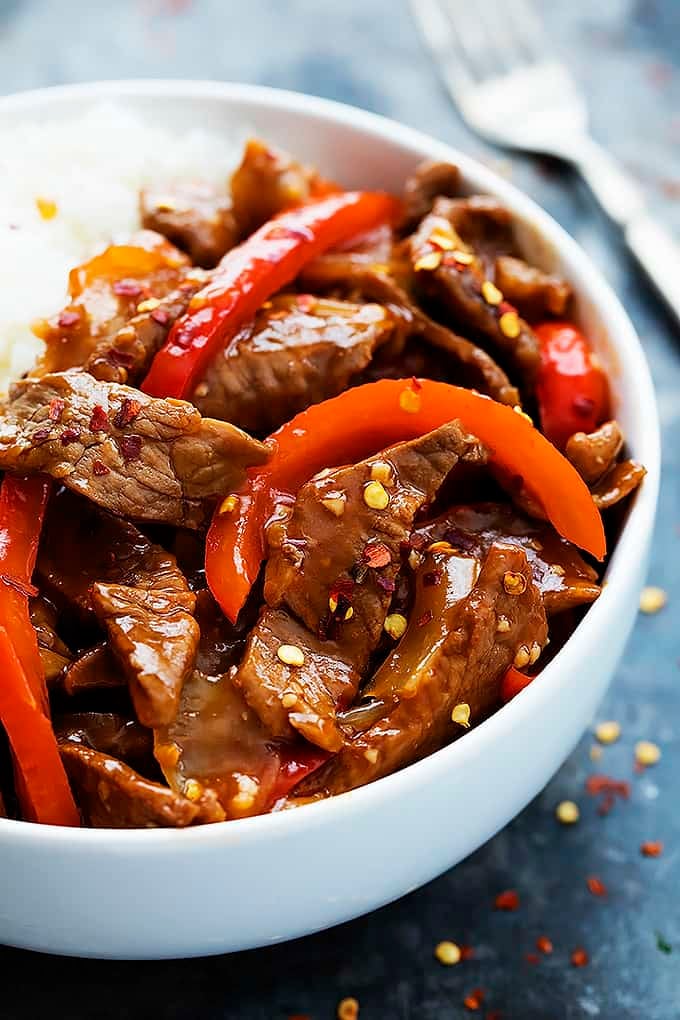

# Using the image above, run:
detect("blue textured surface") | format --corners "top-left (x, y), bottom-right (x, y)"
top-left (1, 1), bottom-right (680, 1016)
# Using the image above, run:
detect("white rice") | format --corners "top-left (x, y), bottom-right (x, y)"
top-left (0, 103), bottom-right (244, 392)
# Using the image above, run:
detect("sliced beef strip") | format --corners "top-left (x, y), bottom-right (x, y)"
top-left (433, 196), bottom-right (572, 319)
top-left (60, 644), bottom-right (127, 695)
top-left (400, 160), bottom-right (462, 231)
top-left (30, 596), bottom-right (72, 683)
top-left (192, 294), bottom-right (395, 431)
top-left (299, 258), bottom-right (519, 405)
top-left (0, 370), bottom-right (268, 529)
top-left (236, 422), bottom-right (488, 750)
top-left (37, 490), bottom-right (199, 726)
top-left (140, 182), bottom-right (239, 268)
top-left (230, 138), bottom-right (320, 236)
top-left (591, 459), bottom-right (646, 510)
top-left (235, 607), bottom-right (358, 752)
top-left (37, 489), bottom-right (159, 622)
top-left (156, 667), bottom-right (325, 820)
top-left (565, 420), bottom-right (645, 510)
top-left (56, 712), bottom-right (153, 770)
top-left (565, 420), bottom-right (624, 484)
top-left (407, 200), bottom-right (540, 385)
top-left (494, 255), bottom-right (571, 320)
top-left (86, 273), bottom-right (207, 386)
top-left (59, 741), bottom-right (224, 828)
top-left (301, 542), bottom-right (547, 796)
top-left (439, 195), bottom-right (515, 269)
top-left (415, 503), bottom-right (600, 615)
top-left (32, 231), bottom-right (190, 376)
top-left (91, 544), bottom-right (199, 729)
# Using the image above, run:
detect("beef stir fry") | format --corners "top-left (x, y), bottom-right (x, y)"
top-left (0, 141), bottom-right (645, 828)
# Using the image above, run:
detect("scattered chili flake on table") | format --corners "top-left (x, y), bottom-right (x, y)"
top-left (464, 988), bottom-right (485, 1011)
top-left (586, 876), bottom-right (608, 898)
top-left (536, 935), bottom-right (553, 955)
top-left (486, 1011), bottom-right (503, 1020)
top-left (525, 952), bottom-right (540, 965)
top-left (459, 944), bottom-right (475, 961)
top-left (656, 932), bottom-right (673, 954)
top-left (571, 947), bottom-right (589, 968)
top-left (494, 889), bottom-right (520, 911)
top-left (641, 840), bottom-right (664, 857)
top-left (585, 774), bottom-right (630, 815)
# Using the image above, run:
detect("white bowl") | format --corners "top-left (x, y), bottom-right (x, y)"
top-left (0, 80), bottom-right (660, 959)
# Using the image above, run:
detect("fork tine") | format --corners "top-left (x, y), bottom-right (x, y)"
top-left (503, 0), bottom-right (551, 62)
top-left (473, 0), bottom-right (527, 75)
top-left (409, 0), bottom-right (476, 98)
top-left (441, 0), bottom-right (499, 80)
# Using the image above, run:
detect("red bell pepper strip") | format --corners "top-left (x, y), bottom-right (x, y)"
top-left (206, 379), bottom-right (606, 623)
top-left (0, 626), bottom-right (80, 825)
top-left (142, 190), bottom-right (397, 399)
top-left (267, 742), bottom-right (329, 809)
top-left (501, 667), bottom-right (535, 703)
top-left (0, 474), bottom-right (51, 712)
top-left (535, 321), bottom-right (609, 450)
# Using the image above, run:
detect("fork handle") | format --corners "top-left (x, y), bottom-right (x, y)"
top-left (573, 136), bottom-right (680, 323)
top-left (624, 214), bottom-right (680, 324)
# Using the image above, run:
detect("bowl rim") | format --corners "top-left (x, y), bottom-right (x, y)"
top-left (0, 78), bottom-right (661, 849)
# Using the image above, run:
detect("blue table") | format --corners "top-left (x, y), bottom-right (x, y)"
top-left (1, 2), bottom-right (679, 1016)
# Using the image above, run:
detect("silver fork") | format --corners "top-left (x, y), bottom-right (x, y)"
top-left (411, 0), bottom-right (680, 323)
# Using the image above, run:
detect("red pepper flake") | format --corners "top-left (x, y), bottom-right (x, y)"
top-left (362, 542), bottom-right (392, 569)
top-left (296, 293), bottom-right (315, 313)
top-left (48, 397), bottom-right (66, 422)
top-left (113, 397), bottom-right (142, 429)
top-left (92, 460), bottom-right (111, 477)
top-left (60, 427), bottom-right (81, 445)
top-left (113, 279), bottom-right (143, 298)
top-left (410, 375), bottom-right (423, 391)
top-left (571, 947), bottom-right (589, 968)
top-left (585, 774), bottom-right (630, 815)
top-left (459, 944), bottom-right (475, 961)
top-left (586, 876), bottom-right (607, 898)
top-left (376, 576), bottom-right (396, 593)
top-left (536, 936), bottom-right (553, 955)
top-left (1, 573), bottom-right (39, 598)
top-left (573, 395), bottom-right (596, 418)
top-left (119, 435), bottom-right (143, 462)
top-left (267, 225), bottom-right (311, 243)
top-left (494, 889), bottom-right (519, 911)
top-left (641, 840), bottom-right (664, 857)
top-left (57, 310), bottom-right (80, 328)
top-left (442, 251), bottom-right (466, 269)
top-left (486, 1012), bottom-right (503, 1020)
top-left (89, 404), bottom-right (110, 432)
top-left (330, 578), bottom-right (355, 601)
top-left (525, 952), bottom-right (539, 965)
top-left (498, 299), bottom-right (516, 315)
top-left (32, 426), bottom-right (52, 443)
top-left (423, 569), bottom-right (442, 587)
top-left (464, 988), bottom-right (485, 1011)
top-left (108, 349), bottom-right (136, 370)
top-left (417, 609), bottom-right (433, 627)
top-left (150, 307), bottom-right (170, 325)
